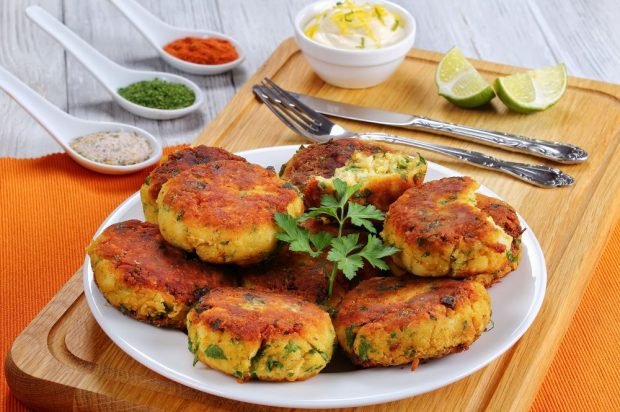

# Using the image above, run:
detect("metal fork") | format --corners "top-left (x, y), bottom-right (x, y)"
top-left (252, 78), bottom-right (575, 188)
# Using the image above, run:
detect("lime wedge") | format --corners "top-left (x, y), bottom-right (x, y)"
top-left (435, 47), bottom-right (495, 108)
top-left (494, 64), bottom-right (567, 113)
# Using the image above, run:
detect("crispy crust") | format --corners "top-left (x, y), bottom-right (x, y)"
top-left (140, 145), bottom-right (245, 223)
top-left (157, 160), bottom-right (304, 265)
top-left (382, 176), bottom-right (521, 285)
top-left (186, 287), bottom-right (335, 381)
top-left (334, 277), bottom-right (491, 367)
top-left (159, 160), bottom-right (301, 230)
top-left (87, 220), bottom-right (234, 328)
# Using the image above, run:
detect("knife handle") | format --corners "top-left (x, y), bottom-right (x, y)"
top-left (357, 132), bottom-right (575, 188)
top-left (405, 116), bottom-right (588, 164)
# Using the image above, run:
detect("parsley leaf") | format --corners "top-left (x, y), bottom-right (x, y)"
top-left (328, 234), bottom-right (364, 280)
top-left (357, 235), bottom-right (400, 270)
top-left (309, 231), bottom-right (334, 252)
top-left (274, 212), bottom-right (318, 257)
top-left (347, 202), bottom-right (384, 233)
top-left (274, 179), bottom-right (399, 296)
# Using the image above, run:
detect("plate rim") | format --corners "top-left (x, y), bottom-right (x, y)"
top-left (82, 144), bottom-right (547, 409)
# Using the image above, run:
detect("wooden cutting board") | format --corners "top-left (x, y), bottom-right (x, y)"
top-left (6, 38), bottom-right (620, 411)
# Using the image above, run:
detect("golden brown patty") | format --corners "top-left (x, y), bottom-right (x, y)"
top-left (381, 176), bottom-right (521, 286)
top-left (334, 277), bottom-right (491, 367)
top-left (140, 145), bottom-right (245, 223)
top-left (186, 287), bottom-right (336, 381)
top-left (87, 220), bottom-right (234, 329)
top-left (157, 160), bottom-right (304, 265)
top-left (280, 138), bottom-right (427, 211)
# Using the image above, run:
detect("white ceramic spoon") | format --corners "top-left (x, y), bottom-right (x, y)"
top-left (109, 0), bottom-right (245, 75)
top-left (0, 64), bottom-right (163, 174)
top-left (26, 6), bottom-right (204, 120)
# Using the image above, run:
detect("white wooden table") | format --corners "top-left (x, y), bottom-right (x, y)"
top-left (0, 0), bottom-right (618, 158)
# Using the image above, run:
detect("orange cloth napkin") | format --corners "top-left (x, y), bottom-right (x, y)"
top-left (1, 152), bottom-right (618, 411)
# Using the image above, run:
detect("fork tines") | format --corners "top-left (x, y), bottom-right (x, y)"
top-left (253, 78), bottom-right (332, 138)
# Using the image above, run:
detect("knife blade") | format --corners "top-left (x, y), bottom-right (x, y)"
top-left (291, 92), bottom-right (588, 164)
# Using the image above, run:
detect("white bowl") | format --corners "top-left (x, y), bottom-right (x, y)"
top-left (294, 1), bottom-right (416, 88)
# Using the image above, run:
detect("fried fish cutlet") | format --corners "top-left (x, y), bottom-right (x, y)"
top-left (87, 220), bottom-right (235, 329)
top-left (334, 277), bottom-right (491, 367)
top-left (140, 145), bottom-right (246, 223)
top-left (280, 138), bottom-right (427, 211)
top-left (157, 160), bottom-right (304, 266)
top-left (186, 287), bottom-right (336, 381)
top-left (382, 176), bottom-right (522, 286)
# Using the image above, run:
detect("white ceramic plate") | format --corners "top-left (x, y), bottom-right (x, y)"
top-left (83, 145), bottom-right (546, 409)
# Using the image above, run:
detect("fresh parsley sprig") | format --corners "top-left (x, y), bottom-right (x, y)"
top-left (275, 179), bottom-right (399, 296)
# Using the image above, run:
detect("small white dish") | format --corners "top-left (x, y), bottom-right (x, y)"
top-left (83, 145), bottom-right (547, 408)
top-left (294, 1), bottom-right (416, 88)
top-left (0, 64), bottom-right (162, 175)
top-left (109, 0), bottom-right (245, 76)
top-left (26, 6), bottom-right (204, 120)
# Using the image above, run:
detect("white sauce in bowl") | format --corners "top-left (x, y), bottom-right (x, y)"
top-left (304, 1), bottom-right (406, 50)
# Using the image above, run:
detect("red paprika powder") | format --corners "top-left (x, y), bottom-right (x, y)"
top-left (163, 37), bottom-right (239, 65)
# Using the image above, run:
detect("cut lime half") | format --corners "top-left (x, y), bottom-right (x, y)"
top-left (494, 64), bottom-right (567, 113)
top-left (435, 47), bottom-right (495, 109)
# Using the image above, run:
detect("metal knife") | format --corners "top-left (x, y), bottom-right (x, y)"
top-left (291, 92), bottom-right (588, 164)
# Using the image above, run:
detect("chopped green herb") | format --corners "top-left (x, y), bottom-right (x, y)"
top-left (118, 78), bottom-right (195, 110)
top-left (345, 324), bottom-right (356, 349)
top-left (266, 357), bottom-right (283, 371)
top-left (404, 348), bottom-right (416, 358)
top-left (233, 370), bottom-right (243, 379)
top-left (506, 250), bottom-right (517, 262)
top-left (119, 304), bottom-right (130, 315)
top-left (309, 346), bottom-right (330, 362)
top-left (188, 333), bottom-right (200, 366)
top-left (357, 336), bottom-right (372, 361)
top-left (391, 19), bottom-right (400, 31)
top-left (284, 341), bottom-right (299, 355)
top-left (356, 37), bottom-right (366, 49)
top-left (204, 344), bottom-right (227, 360)
top-left (176, 209), bottom-right (185, 221)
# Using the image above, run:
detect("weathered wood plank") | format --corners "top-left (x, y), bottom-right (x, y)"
top-left (527, 0), bottom-right (620, 83)
top-left (1, 0), bottom-right (619, 158)
top-left (0, 0), bottom-right (65, 157)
